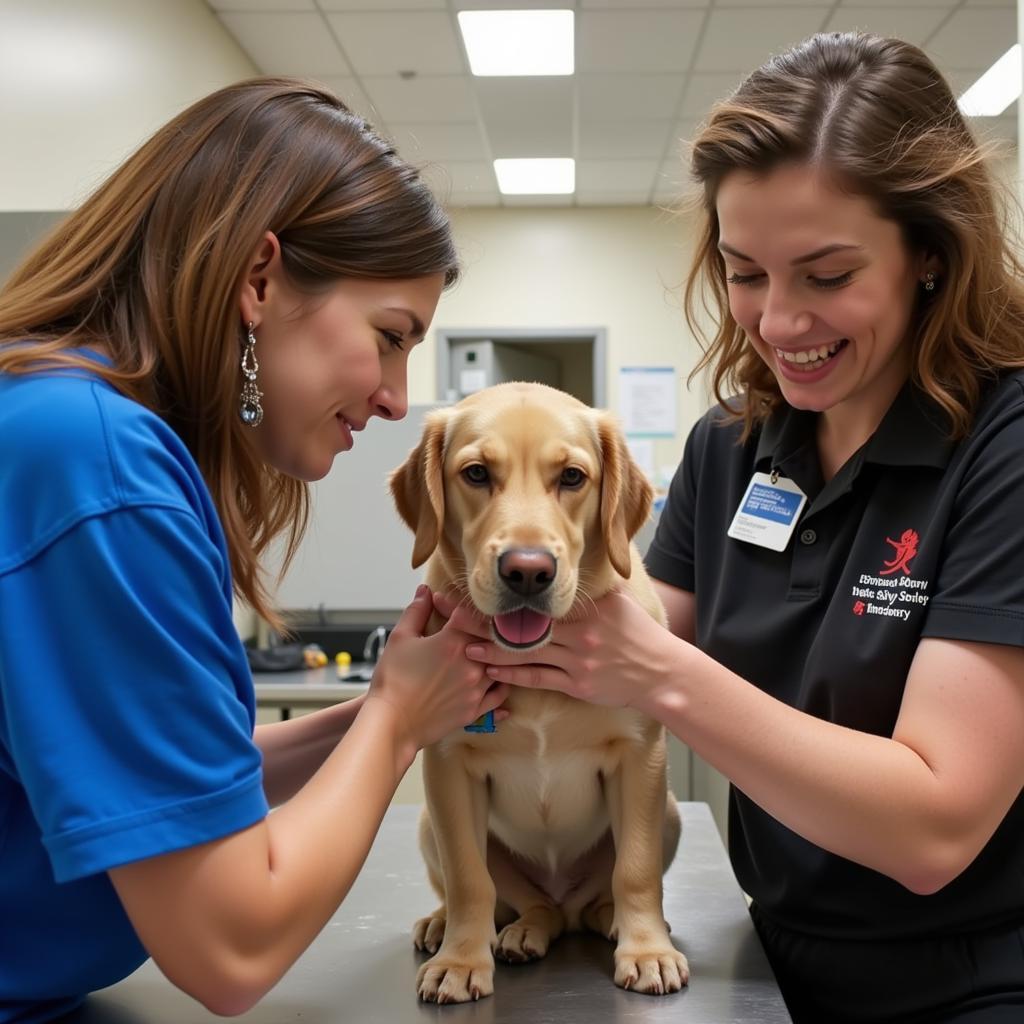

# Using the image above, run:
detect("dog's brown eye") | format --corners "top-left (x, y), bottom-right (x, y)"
top-left (560, 467), bottom-right (585, 489)
top-left (462, 464), bottom-right (489, 486)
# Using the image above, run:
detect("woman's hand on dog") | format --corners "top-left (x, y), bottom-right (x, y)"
top-left (433, 588), bottom-right (681, 712)
top-left (365, 585), bottom-right (510, 754)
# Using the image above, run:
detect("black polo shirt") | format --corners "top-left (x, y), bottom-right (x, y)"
top-left (646, 371), bottom-right (1024, 941)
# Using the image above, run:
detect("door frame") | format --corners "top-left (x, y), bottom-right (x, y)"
top-left (434, 327), bottom-right (607, 406)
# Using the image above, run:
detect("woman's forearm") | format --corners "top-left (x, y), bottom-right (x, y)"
top-left (637, 636), bottom-right (995, 894)
top-left (254, 695), bottom-right (366, 806)
top-left (112, 695), bottom-right (417, 1014)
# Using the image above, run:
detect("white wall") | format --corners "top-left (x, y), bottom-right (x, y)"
top-left (421, 205), bottom-right (713, 477)
top-left (0, 0), bottom-right (256, 211)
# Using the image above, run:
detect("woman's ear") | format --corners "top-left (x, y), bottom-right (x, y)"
top-left (237, 230), bottom-right (283, 329)
top-left (919, 249), bottom-right (942, 281)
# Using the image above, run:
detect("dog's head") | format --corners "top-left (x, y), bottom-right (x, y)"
top-left (389, 382), bottom-right (652, 651)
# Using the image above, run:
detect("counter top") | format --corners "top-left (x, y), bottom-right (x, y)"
top-left (73, 802), bottom-right (791, 1024)
top-left (252, 666), bottom-right (367, 708)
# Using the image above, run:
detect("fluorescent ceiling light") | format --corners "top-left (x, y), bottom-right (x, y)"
top-left (958, 44), bottom-right (1021, 117)
top-left (457, 9), bottom-right (574, 76)
top-left (494, 158), bottom-right (575, 195)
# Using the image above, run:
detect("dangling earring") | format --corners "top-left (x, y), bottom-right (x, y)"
top-left (239, 322), bottom-right (264, 427)
top-left (923, 271), bottom-right (937, 292)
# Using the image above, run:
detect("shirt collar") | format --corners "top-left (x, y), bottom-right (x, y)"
top-left (862, 383), bottom-right (955, 469)
top-left (754, 380), bottom-right (955, 473)
top-left (754, 404), bottom-right (815, 470)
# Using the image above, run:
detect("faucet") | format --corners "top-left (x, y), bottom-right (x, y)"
top-left (362, 626), bottom-right (389, 664)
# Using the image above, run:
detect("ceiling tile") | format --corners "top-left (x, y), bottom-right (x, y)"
top-left (577, 159), bottom-right (660, 191)
top-left (387, 122), bottom-right (487, 162)
top-left (581, 0), bottom-right (707, 8)
top-left (488, 118), bottom-right (572, 158)
top-left (209, 0), bottom-right (314, 9)
top-left (578, 120), bottom-right (675, 160)
top-left (325, 11), bottom-right (464, 76)
top-left (474, 78), bottom-right (573, 127)
top-left (577, 191), bottom-right (652, 205)
top-left (696, 8), bottom-right (831, 72)
top-left (217, 12), bottom-right (350, 75)
top-left (421, 161), bottom-right (499, 204)
top-left (449, 192), bottom-right (504, 207)
top-left (971, 113), bottom-right (1018, 145)
top-left (656, 156), bottom-right (692, 197)
top-left (319, 0), bottom-right (444, 8)
top-left (679, 72), bottom-right (745, 118)
top-left (840, 0), bottom-right (957, 6)
top-left (824, 6), bottom-right (950, 46)
top-left (501, 194), bottom-right (578, 207)
top-left (925, 8), bottom-right (1017, 71)
top-left (578, 10), bottom-right (705, 73)
top-left (437, 161), bottom-right (497, 192)
top-left (652, 174), bottom-right (691, 204)
top-left (578, 73), bottom-right (687, 122)
top-left (309, 76), bottom-right (378, 121)
top-left (458, 0), bottom-right (581, 7)
top-left (668, 119), bottom-right (701, 159)
top-left (716, 0), bottom-right (835, 5)
top-left (361, 75), bottom-right (476, 123)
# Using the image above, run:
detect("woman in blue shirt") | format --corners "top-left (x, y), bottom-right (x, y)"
top-left (0, 78), bottom-right (508, 1022)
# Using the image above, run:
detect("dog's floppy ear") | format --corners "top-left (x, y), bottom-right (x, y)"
top-left (389, 410), bottom-right (450, 568)
top-left (596, 413), bottom-right (653, 578)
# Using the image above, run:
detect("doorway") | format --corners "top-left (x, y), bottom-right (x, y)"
top-left (435, 328), bottom-right (606, 406)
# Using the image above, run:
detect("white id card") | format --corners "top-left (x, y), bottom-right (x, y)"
top-left (727, 472), bottom-right (808, 552)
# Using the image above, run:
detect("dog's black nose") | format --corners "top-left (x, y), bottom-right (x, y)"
top-left (498, 548), bottom-right (556, 596)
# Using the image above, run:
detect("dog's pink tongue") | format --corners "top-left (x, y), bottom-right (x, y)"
top-left (493, 609), bottom-right (551, 646)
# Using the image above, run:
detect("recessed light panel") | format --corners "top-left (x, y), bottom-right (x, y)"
top-left (457, 10), bottom-right (574, 77)
top-left (494, 158), bottom-right (575, 195)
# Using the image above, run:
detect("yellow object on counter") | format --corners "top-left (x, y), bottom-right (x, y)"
top-left (335, 651), bottom-right (352, 678)
top-left (302, 644), bottom-right (328, 668)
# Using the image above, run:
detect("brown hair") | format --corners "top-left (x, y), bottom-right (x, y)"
top-left (0, 78), bottom-right (460, 626)
top-left (682, 32), bottom-right (1024, 439)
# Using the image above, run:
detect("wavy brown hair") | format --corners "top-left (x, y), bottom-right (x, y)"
top-left (0, 78), bottom-right (459, 627)
top-left (683, 32), bottom-right (1024, 439)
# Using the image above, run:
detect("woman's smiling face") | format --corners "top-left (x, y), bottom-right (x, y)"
top-left (716, 162), bottom-right (928, 429)
top-left (240, 252), bottom-right (444, 481)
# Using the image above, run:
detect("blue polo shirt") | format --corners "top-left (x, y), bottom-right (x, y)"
top-left (0, 358), bottom-right (268, 1022)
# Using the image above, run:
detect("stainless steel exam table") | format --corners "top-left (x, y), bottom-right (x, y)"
top-left (71, 800), bottom-right (790, 1023)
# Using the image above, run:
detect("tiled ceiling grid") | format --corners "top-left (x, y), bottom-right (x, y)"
top-left (207, 0), bottom-right (1018, 207)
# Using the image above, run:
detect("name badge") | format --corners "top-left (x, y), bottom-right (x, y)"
top-left (727, 471), bottom-right (807, 552)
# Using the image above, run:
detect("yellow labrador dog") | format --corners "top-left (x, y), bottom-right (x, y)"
top-left (389, 382), bottom-right (687, 1004)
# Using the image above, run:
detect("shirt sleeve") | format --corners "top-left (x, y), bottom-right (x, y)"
top-left (643, 416), bottom-right (704, 592)
top-left (922, 395), bottom-right (1024, 648)
top-left (0, 504), bottom-right (268, 883)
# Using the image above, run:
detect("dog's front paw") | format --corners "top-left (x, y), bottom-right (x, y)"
top-left (417, 948), bottom-right (495, 1003)
top-left (613, 944), bottom-right (689, 995)
top-left (412, 909), bottom-right (446, 953)
top-left (495, 917), bottom-right (553, 962)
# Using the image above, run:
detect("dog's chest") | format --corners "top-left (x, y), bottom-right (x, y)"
top-left (454, 692), bottom-right (649, 868)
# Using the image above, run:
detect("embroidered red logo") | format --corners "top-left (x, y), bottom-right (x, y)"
top-left (880, 528), bottom-right (919, 576)
top-left (852, 600), bottom-right (866, 616)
